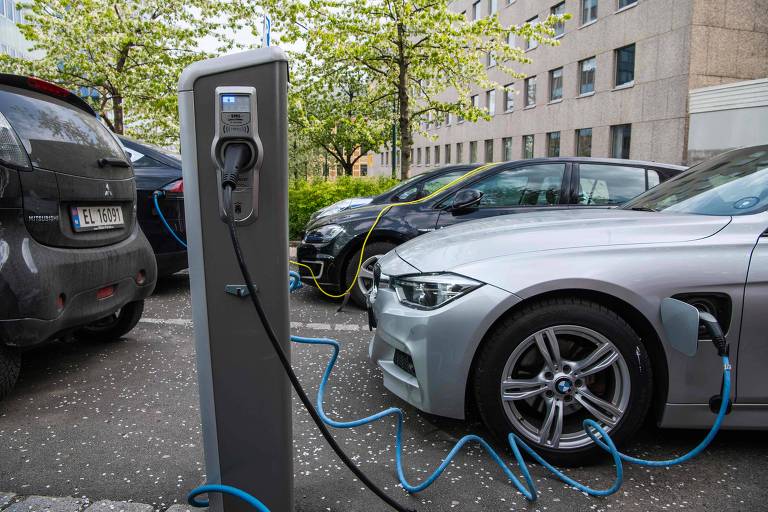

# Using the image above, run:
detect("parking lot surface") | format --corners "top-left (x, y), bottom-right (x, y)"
top-left (1, 273), bottom-right (767, 511)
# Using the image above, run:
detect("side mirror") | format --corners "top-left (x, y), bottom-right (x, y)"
top-left (450, 189), bottom-right (483, 212)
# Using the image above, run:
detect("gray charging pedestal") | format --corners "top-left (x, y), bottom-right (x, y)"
top-left (178, 48), bottom-right (292, 512)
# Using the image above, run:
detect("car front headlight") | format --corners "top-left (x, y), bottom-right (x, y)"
top-left (304, 224), bottom-right (344, 243)
top-left (390, 273), bottom-right (483, 310)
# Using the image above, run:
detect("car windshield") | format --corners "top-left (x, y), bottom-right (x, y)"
top-left (622, 148), bottom-right (768, 216)
top-left (376, 173), bottom-right (423, 199)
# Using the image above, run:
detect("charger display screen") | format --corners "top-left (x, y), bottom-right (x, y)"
top-left (221, 94), bottom-right (250, 113)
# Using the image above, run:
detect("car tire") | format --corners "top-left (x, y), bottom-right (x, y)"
top-left (74, 300), bottom-right (145, 342)
top-left (0, 344), bottom-right (21, 401)
top-left (344, 241), bottom-right (397, 308)
top-left (472, 298), bottom-right (652, 466)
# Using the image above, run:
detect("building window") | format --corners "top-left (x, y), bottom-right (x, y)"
top-left (488, 0), bottom-right (498, 15)
top-left (417, 147), bottom-right (422, 165)
top-left (360, 164), bottom-right (368, 176)
top-left (445, 144), bottom-right (451, 163)
top-left (486, 89), bottom-right (496, 114)
top-left (503, 84), bottom-right (514, 112)
top-left (524, 76), bottom-right (536, 107)
top-left (502, 137), bottom-right (513, 161)
top-left (617, 0), bottom-right (637, 9)
top-left (611, 124), bottom-right (631, 158)
top-left (551, 2), bottom-right (566, 37)
top-left (386, 152), bottom-right (390, 165)
top-left (549, 67), bottom-right (563, 102)
top-left (522, 134), bottom-right (534, 159)
top-left (380, 153), bottom-right (384, 165)
top-left (615, 44), bottom-right (635, 87)
top-left (472, 0), bottom-right (481, 20)
top-left (486, 51), bottom-right (496, 67)
top-left (471, 94), bottom-right (479, 109)
top-left (469, 141), bottom-right (478, 163)
top-left (581, 0), bottom-right (598, 25)
top-left (446, 112), bottom-right (452, 125)
top-left (434, 145), bottom-right (440, 164)
top-left (525, 16), bottom-right (539, 50)
top-left (484, 139), bottom-right (494, 162)
top-left (456, 142), bottom-right (464, 163)
top-left (576, 128), bottom-right (592, 156)
top-left (425, 146), bottom-right (431, 165)
top-left (579, 57), bottom-right (596, 95)
top-left (547, 132), bottom-right (561, 157)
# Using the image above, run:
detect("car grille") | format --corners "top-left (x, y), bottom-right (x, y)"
top-left (394, 349), bottom-right (416, 377)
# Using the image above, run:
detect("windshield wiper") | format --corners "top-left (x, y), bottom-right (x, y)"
top-left (628, 206), bottom-right (658, 212)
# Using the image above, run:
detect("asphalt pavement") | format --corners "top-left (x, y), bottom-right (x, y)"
top-left (1, 272), bottom-right (767, 511)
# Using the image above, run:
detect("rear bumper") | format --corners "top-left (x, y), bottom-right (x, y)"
top-left (0, 219), bottom-right (157, 347)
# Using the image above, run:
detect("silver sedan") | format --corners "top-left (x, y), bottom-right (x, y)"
top-left (369, 146), bottom-right (768, 464)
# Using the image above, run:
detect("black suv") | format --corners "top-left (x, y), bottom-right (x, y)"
top-left (298, 158), bottom-right (685, 306)
top-left (0, 75), bottom-right (157, 400)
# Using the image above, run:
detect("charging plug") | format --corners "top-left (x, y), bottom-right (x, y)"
top-left (699, 311), bottom-right (728, 356)
top-left (221, 143), bottom-right (253, 189)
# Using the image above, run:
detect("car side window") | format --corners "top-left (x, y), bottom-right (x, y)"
top-left (578, 164), bottom-right (651, 205)
top-left (468, 164), bottom-right (566, 207)
top-left (124, 147), bottom-right (163, 168)
top-left (421, 170), bottom-right (468, 197)
top-left (394, 185), bottom-right (420, 202)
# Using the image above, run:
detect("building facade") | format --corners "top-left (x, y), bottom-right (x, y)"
top-left (370, 0), bottom-right (768, 176)
top-left (0, 0), bottom-right (32, 59)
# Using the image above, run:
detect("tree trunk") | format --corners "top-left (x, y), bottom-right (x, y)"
top-left (397, 24), bottom-right (411, 180)
top-left (398, 84), bottom-right (411, 180)
top-left (112, 95), bottom-right (124, 134)
top-left (342, 161), bottom-right (354, 176)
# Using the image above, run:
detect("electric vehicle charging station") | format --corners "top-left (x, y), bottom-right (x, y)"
top-left (178, 48), bottom-right (292, 512)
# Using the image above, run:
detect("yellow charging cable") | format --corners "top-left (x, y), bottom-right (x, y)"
top-left (290, 162), bottom-right (498, 298)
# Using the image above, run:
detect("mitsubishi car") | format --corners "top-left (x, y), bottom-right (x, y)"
top-left (0, 74), bottom-right (157, 400)
top-left (369, 146), bottom-right (768, 464)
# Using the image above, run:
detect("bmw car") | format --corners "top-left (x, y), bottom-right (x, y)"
top-left (369, 146), bottom-right (768, 464)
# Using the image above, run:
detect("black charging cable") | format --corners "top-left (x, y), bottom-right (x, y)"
top-left (220, 178), bottom-right (415, 512)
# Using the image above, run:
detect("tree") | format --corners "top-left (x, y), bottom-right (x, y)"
top-left (260, 0), bottom-right (568, 178)
top-left (289, 57), bottom-right (390, 177)
top-left (0, 0), bottom-right (241, 147)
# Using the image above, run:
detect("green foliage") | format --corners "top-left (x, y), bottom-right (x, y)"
top-left (289, 176), bottom-right (398, 239)
top-left (0, 0), bottom-right (244, 147)
top-left (256, 0), bottom-right (570, 178)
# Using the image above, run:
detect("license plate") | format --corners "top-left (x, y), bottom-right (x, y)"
top-left (71, 205), bottom-right (124, 232)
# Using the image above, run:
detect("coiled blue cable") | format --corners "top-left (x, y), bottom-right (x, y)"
top-left (152, 191), bottom-right (188, 249)
top-left (189, 275), bottom-right (732, 510)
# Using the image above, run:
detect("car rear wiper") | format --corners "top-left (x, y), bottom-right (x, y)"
top-left (98, 157), bottom-right (130, 168)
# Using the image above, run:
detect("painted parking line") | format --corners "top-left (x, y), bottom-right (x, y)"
top-left (141, 318), bottom-right (368, 332)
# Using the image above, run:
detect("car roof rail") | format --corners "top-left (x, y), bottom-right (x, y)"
top-left (0, 74), bottom-right (97, 117)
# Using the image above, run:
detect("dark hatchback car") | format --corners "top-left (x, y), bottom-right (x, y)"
top-left (298, 158), bottom-right (685, 306)
top-left (309, 164), bottom-right (479, 222)
top-left (0, 74), bottom-right (157, 400)
top-left (119, 136), bottom-right (187, 276)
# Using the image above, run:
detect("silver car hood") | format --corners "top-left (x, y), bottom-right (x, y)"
top-left (395, 209), bottom-right (731, 273)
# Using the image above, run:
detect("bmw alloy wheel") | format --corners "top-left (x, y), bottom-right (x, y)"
top-left (356, 255), bottom-right (380, 298)
top-left (500, 325), bottom-right (631, 450)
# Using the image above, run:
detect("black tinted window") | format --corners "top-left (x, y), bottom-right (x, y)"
top-left (0, 87), bottom-right (124, 177)
top-left (421, 170), bottom-right (468, 196)
top-left (470, 163), bottom-right (565, 207)
top-left (578, 164), bottom-right (650, 205)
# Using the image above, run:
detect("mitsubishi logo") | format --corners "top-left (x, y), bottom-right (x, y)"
top-left (104, 183), bottom-right (113, 198)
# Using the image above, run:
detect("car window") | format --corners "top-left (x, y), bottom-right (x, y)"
top-left (469, 163), bottom-right (566, 207)
top-left (0, 87), bottom-right (124, 177)
top-left (624, 149), bottom-right (768, 216)
top-left (578, 164), bottom-right (651, 205)
top-left (647, 169), bottom-right (660, 188)
top-left (421, 170), bottom-right (469, 196)
top-left (124, 147), bottom-right (163, 168)
top-left (394, 184), bottom-right (420, 201)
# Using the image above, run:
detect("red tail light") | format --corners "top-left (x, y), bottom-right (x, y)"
top-left (96, 285), bottom-right (116, 300)
top-left (27, 77), bottom-right (70, 98)
top-left (163, 179), bottom-right (184, 194)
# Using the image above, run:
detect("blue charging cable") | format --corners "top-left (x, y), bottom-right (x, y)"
top-left (152, 191), bottom-right (188, 249)
top-left (189, 274), bottom-right (732, 510)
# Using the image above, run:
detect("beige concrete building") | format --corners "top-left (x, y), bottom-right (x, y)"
top-left (370, 0), bottom-right (768, 176)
